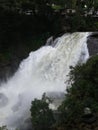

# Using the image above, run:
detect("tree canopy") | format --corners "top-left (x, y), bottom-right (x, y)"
top-left (58, 55), bottom-right (98, 129)
top-left (30, 94), bottom-right (55, 130)
top-left (0, 0), bottom-right (97, 15)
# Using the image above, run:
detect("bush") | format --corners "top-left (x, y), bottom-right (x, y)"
top-left (58, 55), bottom-right (98, 129)
top-left (30, 94), bottom-right (55, 130)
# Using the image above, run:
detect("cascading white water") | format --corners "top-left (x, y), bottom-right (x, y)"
top-left (0, 32), bottom-right (89, 129)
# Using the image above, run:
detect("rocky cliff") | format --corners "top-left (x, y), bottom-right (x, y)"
top-left (87, 32), bottom-right (98, 56)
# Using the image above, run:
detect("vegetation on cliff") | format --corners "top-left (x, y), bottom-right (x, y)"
top-left (57, 55), bottom-right (98, 129)
top-left (30, 93), bottom-right (55, 130)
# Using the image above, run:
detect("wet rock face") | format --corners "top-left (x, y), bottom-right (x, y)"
top-left (87, 32), bottom-right (98, 56)
top-left (0, 57), bottom-right (22, 83)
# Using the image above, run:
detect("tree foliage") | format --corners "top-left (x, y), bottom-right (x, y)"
top-left (30, 94), bottom-right (55, 130)
top-left (0, 0), bottom-right (97, 32)
top-left (58, 55), bottom-right (98, 128)
top-left (0, 0), bottom-right (97, 14)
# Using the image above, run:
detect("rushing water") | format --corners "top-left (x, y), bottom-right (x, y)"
top-left (0, 32), bottom-right (89, 129)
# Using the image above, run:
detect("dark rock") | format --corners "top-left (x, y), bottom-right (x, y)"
top-left (87, 32), bottom-right (98, 56)
top-left (0, 57), bottom-right (23, 83)
top-left (82, 114), bottom-right (96, 124)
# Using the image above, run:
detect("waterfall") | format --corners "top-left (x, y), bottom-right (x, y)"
top-left (0, 32), bottom-right (89, 129)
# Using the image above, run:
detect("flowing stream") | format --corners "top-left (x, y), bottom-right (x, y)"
top-left (0, 32), bottom-right (89, 129)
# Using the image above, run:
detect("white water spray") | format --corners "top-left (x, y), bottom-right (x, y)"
top-left (0, 32), bottom-right (89, 129)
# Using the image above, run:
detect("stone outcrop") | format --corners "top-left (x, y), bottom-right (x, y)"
top-left (87, 32), bottom-right (98, 56)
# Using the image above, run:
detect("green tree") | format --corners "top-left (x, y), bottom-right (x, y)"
top-left (0, 0), bottom-right (21, 12)
top-left (30, 94), bottom-right (55, 130)
top-left (58, 55), bottom-right (98, 128)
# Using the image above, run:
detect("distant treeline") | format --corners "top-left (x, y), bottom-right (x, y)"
top-left (0, 0), bottom-right (98, 34)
